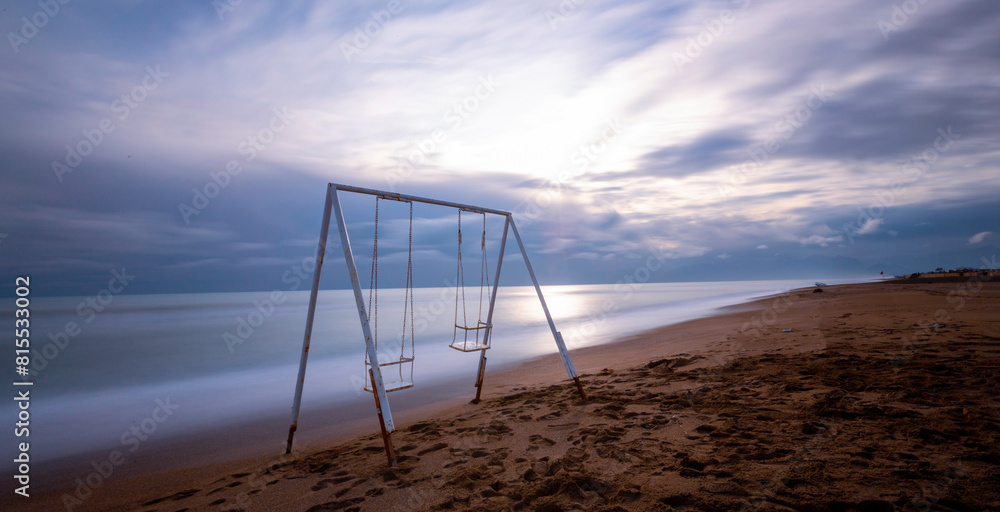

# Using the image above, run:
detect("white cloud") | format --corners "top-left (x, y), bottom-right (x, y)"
top-left (968, 231), bottom-right (992, 244)
top-left (857, 218), bottom-right (884, 235)
top-left (799, 235), bottom-right (843, 247)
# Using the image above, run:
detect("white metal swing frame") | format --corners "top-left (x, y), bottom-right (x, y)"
top-left (285, 183), bottom-right (585, 464)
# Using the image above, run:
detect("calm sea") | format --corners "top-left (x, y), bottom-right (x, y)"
top-left (1, 279), bottom-right (860, 465)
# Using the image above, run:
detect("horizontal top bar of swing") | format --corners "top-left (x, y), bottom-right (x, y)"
top-left (330, 183), bottom-right (512, 217)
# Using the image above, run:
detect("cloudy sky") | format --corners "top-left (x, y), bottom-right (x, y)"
top-left (1, 0), bottom-right (998, 296)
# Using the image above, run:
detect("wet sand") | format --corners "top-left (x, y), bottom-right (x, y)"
top-left (22, 281), bottom-right (1000, 511)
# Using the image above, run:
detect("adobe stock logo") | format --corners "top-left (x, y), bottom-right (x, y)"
top-left (340, 1), bottom-right (404, 62)
top-left (212, 0), bottom-right (243, 21)
top-left (877, 0), bottom-right (931, 41)
top-left (7, 0), bottom-right (72, 55)
top-left (178, 106), bottom-right (294, 224)
top-left (61, 398), bottom-right (179, 511)
top-left (384, 75), bottom-right (499, 190)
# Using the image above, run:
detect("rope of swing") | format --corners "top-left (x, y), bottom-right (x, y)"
top-left (454, 210), bottom-right (465, 344)
top-left (403, 202), bottom-right (414, 367)
top-left (368, 197), bottom-right (416, 371)
top-left (477, 213), bottom-right (491, 342)
top-left (453, 210), bottom-right (493, 346)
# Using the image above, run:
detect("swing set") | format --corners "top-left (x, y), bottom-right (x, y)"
top-left (285, 183), bottom-right (585, 465)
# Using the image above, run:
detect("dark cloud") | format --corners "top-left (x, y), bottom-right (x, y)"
top-left (635, 129), bottom-right (751, 178)
top-left (786, 79), bottom-right (998, 162)
top-left (873, 0), bottom-right (1000, 60)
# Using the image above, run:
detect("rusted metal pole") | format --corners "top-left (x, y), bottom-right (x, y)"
top-left (474, 355), bottom-right (487, 402)
top-left (370, 369), bottom-right (397, 466)
top-left (286, 184), bottom-right (333, 454)
top-left (509, 218), bottom-right (586, 399)
top-left (564, 332), bottom-right (586, 398)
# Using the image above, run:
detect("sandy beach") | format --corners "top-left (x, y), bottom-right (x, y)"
top-left (24, 280), bottom-right (1000, 511)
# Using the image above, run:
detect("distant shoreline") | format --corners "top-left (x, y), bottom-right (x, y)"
top-left (884, 274), bottom-right (998, 284)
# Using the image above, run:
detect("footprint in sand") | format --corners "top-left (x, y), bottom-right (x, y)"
top-left (304, 497), bottom-right (365, 511)
top-left (311, 475), bottom-right (354, 491)
top-left (201, 480), bottom-right (244, 498)
top-left (140, 488), bottom-right (199, 506)
top-left (529, 434), bottom-right (557, 446)
top-left (417, 442), bottom-right (449, 456)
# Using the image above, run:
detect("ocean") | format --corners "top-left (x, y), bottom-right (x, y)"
top-left (1, 279), bottom-right (861, 467)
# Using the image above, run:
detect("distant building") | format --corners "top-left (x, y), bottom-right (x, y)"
top-left (907, 268), bottom-right (1000, 279)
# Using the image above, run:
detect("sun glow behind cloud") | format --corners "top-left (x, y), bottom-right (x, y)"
top-left (13, 0), bottom-right (991, 214)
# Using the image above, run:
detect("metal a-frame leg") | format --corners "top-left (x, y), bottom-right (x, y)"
top-left (286, 185), bottom-right (333, 454)
top-left (286, 187), bottom-right (398, 465)
top-left (331, 189), bottom-right (398, 465)
top-left (474, 216), bottom-right (510, 402)
top-left (508, 217), bottom-right (586, 399)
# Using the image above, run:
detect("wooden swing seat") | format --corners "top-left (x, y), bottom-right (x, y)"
top-left (364, 380), bottom-right (413, 393)
top-left (449, 342), bottom-right (490, 352)
top-left (450, 322), bottom-right (491, 352)
top-left (365, 357), bottom-right (415, 392)
top-left (371, 357), bottom-right (414, 367)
